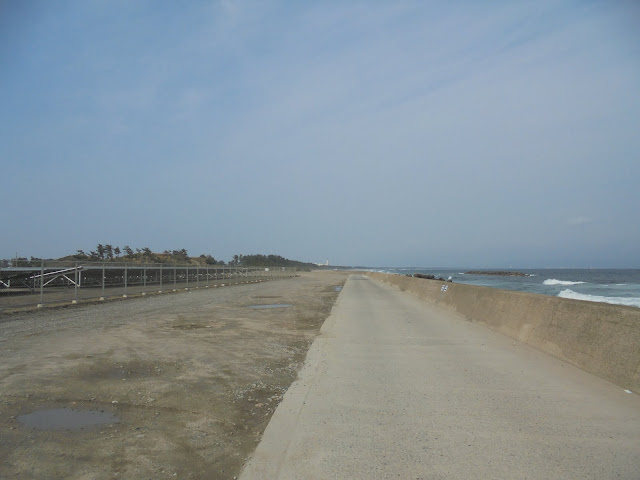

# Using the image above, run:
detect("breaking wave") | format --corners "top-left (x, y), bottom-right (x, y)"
top-left (558, 289), bottom-right (640, 308)
top-left (543, 279), bottom-right (586, 286)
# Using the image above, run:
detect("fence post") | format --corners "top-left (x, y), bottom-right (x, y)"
top-left (174, 266), bottom-right (177, 290)
top-left (196, 265), bottom-right (200, 288)
top-left (124, 263), bottom-right (128, 295)
top-left (102, 263), bottom-right (105, 298)
top-left (74, 262), bottom-right (78, 302)
top-left (159, 264), bottom-right (163, 291)
top-left (186, 264), bottom-right (189, 289)
top-left (39, 260), bottom-right (44, 305)
top-left (143, 266), bottom-right (147, 288)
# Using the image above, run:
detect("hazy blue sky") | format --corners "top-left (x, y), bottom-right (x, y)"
top-left (2, 1), bottom-right (639, 267)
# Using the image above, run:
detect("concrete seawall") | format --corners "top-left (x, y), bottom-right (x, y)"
top-left (367, 272), bottom-right (640, 393)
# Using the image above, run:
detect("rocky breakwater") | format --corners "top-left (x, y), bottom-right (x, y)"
top-left (465, 270), bottom-right (529, 277)
top-left (412, 273), bottom-right (452, 282)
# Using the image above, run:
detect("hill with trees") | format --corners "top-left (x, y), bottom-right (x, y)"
top-left (59, 245), bottom-right (223, 266)
top-left (10, 245), bottom-right (317, 269)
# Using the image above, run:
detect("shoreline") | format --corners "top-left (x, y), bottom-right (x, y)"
top-left (370, 267), bottom-right (640, 309)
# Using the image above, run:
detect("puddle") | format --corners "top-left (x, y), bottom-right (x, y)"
top-left (249, 304), bottom-right (292, 309)
top-left (17, 408), bottom-right (120, 430)
top-left (334, 286), bottom-right (343, 292)
top-left (172, 323), bottom-right (207, 330)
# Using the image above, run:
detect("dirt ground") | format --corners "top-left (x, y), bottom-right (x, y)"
top-left (0, 270), bottom-right (349, 479)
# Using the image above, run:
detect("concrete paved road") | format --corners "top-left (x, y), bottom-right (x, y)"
top-left (240, 275), bottom-right (640, 479)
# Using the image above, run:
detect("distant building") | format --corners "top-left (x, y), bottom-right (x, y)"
top-left (316, 259), bottom-right (329, 267)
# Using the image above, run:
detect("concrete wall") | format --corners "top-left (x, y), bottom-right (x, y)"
top-left (367, 272), bottom-right (640, 393)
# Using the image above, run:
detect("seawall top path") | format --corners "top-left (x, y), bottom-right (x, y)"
top-left (240, 274), bottom-right (640, 480)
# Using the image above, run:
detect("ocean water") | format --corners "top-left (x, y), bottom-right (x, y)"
top-left (371, 268), bottom-right (640, 308)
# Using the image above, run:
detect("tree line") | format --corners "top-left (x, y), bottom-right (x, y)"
top-left (68, 245), bottom-right (225, 265)
top-left (229, 254), bottom-right (316, 268)
top-left (7, 245), bottom-right (317, 268)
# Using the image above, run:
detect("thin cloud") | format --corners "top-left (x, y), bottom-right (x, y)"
top-left (568, 217), bottom-right (593, 227)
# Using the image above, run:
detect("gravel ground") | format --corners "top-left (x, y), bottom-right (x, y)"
top-left (0, 270), bottom-right (348, 479)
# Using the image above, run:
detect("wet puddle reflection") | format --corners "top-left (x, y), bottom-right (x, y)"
top-left (249, 304), bottom-right (292, 309)
top-left (17, 408), bottom-right (120, 430)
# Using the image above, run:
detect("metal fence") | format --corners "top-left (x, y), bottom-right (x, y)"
top-left (0, 261), bottom-right (296, 312)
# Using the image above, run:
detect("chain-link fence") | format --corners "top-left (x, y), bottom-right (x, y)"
top-left (0, 261), bottom-right (296, 312)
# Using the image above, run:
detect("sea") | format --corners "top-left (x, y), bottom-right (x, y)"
top-left (369, 268), bottom-right (640, 309)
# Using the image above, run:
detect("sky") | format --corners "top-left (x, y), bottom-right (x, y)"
top-left (1, 1), bottom-right (639, 268)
